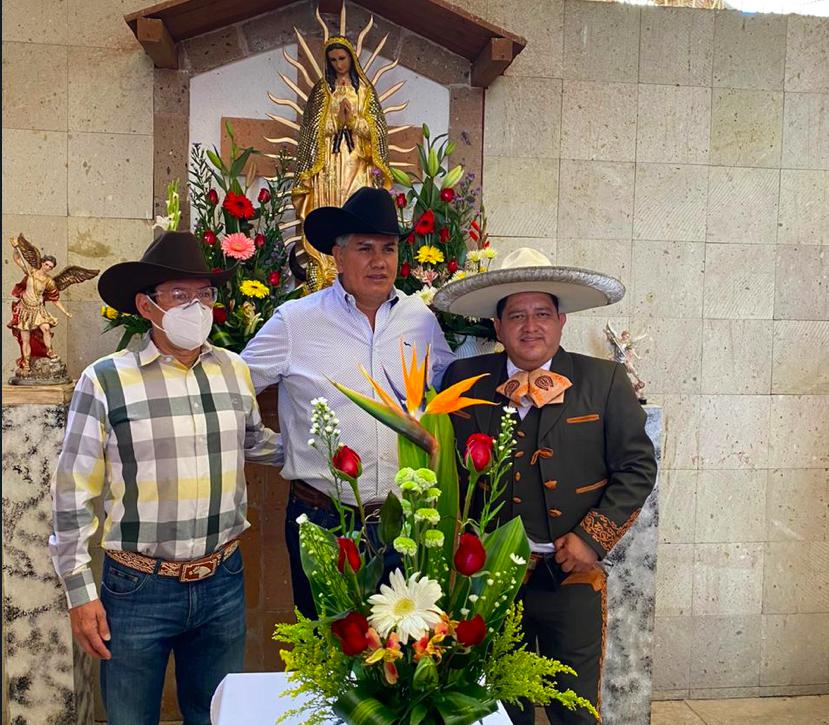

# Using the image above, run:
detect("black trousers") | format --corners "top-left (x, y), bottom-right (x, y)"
top-left (505, 560), bottom-right (606, 725)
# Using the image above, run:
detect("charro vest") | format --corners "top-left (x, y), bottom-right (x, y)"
top-left (508, 407), bottom-right (554, 544)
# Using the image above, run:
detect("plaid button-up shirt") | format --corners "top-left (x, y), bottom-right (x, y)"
top-left (49, 336), bottom-right (282, 608)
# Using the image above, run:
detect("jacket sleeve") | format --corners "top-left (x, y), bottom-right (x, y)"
top-left (573, 363), bottom-right (657, 559)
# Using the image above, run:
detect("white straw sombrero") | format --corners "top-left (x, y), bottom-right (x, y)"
top-left (432, 247), bottom-right (625, 318)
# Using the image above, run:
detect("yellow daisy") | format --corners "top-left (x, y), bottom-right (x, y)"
top-left (415, 246), bottom-right (444, 265)
top-left (239, 279), bottom-right (269, 298)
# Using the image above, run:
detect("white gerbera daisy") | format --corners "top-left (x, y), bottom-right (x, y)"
top-left (368, 569), bottom-right (444, 644)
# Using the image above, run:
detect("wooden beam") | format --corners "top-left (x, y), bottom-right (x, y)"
top-left (136, 16), bottom-right (178, 69)
top-left (470, 37), bottom-right (514, 88)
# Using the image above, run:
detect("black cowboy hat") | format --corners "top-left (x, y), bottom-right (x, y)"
top-left (98, 231), bottom-right (237, 315)
top-left (303, 187), bottom-right (408, 255)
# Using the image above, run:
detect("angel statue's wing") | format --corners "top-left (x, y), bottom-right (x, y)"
top-left (53, 265), bottom-right (100, 291)
top-left (14, 234), bottom-right (41, 269)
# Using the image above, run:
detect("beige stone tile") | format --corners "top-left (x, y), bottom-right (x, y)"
top-left (710, 89), bottom-right (783, 168)
top-left (555, 238), bottom-right (630, 316)
top-left (66, 0), bottom-right (148, 49)
top-left (627, 318), bottom-right (701, 395)
top-left (68, 132), bottom-right (152, 219)
top-left (689, 614), bottom-right (762, 688)
top-left (2, 0), bottom-right (68, 44)
top-left (557, 159), bottom-right (634, 240)
top-left (634, 165), bottom-right (708, 242)
top-left (698, 395), bottom-right (770, 469)
top-left (769, 395), bottom-right (829, 469)
top-left (67, 46), bottom-right (153, 134)
top-left (689, 693), bottom-right (829, 724)
top-left (484, 77), bottom-right (561, 160)
top-left (766, 469), bottom-right (828, 542)
top-left (701, 319), bottom-right (772, 395)
top-left (639, 7), bottom-right (713, 87)
top-left (707, 167), bottom-right (779, 244)
top-left (693, 543), bottom-right (764, 615)
top-left (653, 617), bottom-right (694, 692)
top-left (559, 314), bottom-right (629, 359)
top-left (560, 80), bottom-right (636, 162)
top-left (755, 685), bottom-right (829, 697)
top-left (483, 157), bottom-right (557, 238)
top-left (651, 690), bottom-right (691, 701)
top-left (636, 85), bottom-right (711, 165)
top-left (487, 0), bottom-right (563, 79)
top-left (660, 470), bottom-right (698, 544)
top-left (761, 614), bottom-right (829, 686)
top-left (703, 243), bottom-right (775, 320)
top-left (785, 16), bottom-right (829, 94)
top-left (778, 169), bottom-right (829, 246)
top-left (772, 321), bottom-right (829, 395)
top-left (695, 470), bottom-right (767, 543)
top-left (782, 92), bottom-right (829, 170)
top-left (657, 543), bottom-right (695, 616)
top-left (65, 299), bottom-right (123, 377)
top-left (2, 43), bottom-right (67, 131)
top-left (763, 541), bottom-right (829, 614)
top-left (713, 11), bottom-right (786, 91)
top-left (651, 699), bottom-right (705, 725)
top-left (631, 241), bottom-right (705, 317)
top-left (562, 0), bottom-right (639, 83)
top-left (774, 246), bottom-right (829, 321)
top-left (647, 394), bottom-right (701, 470)
top-left (687, 687), bottom-right (762, 700)
top-left (2, 130), bottom-right (67, 216)
top-left (1, 215), bottom-right (68, 278)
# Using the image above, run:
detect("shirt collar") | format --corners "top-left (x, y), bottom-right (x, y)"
top-left (136, 334), bottom-right (215, 367)
top-left (333, 275), bottom-right (401, 311)
top-left (506, 356), bottom-right (554, 377)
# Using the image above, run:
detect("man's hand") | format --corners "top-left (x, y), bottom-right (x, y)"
top-left (554, 532), bottom-right (599, 573)
top-left (69, 599), bottom-right (111, 659)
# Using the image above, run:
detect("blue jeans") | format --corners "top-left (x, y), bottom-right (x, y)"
top-left (100, 548), bottom-right (246, 725)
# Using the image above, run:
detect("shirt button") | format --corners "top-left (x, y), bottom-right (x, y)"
top-left (548, 508), bottom-right (562, 518)
top-left (514, 472), bottom-right (521, 482)
top-left (516, 431), bottom-right (526, 438)
top-left (544, 480), bottom-right (558, 490)
top-left (514, 451), bottom-right (525, 459)
top-left (512, 496), bottom-right (522, 504)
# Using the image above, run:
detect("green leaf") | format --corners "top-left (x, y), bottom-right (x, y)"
top-left (378, 492), bottom-right (404, 545)
top-left (333, 687), bottom-right (400, 725)
top-left (359, 552), bottom-right (383, 594)
top-left (421, 123), bottom-right (430, 140)
top-left (431, 687), bottom-right (498, 725)
top-left (298, 521), bottom-right (342, 614)
top-left (408, 702), bottom-right (429, 725)
top-left (229, 147), bottom-right (256, 178)
top-left (205, 147), bottom-right (226, 173)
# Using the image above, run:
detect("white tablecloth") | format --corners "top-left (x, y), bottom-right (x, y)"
top-left (211, 672), bottom-right (513, 724)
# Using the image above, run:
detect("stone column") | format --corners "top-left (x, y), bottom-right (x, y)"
top-left (2, 384), bottom-right (95, 725)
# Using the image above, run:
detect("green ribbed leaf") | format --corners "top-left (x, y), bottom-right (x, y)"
top-left (333, 687), bottom-right (400, 725)
top-left (432, 685), bottom-right (498, 725)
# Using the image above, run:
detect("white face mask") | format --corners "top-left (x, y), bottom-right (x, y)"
top-left (149, 298), bottom-right (213, 351)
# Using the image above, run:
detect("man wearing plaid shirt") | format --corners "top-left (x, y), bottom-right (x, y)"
top-left (49, 231), bottom-right (282, 725)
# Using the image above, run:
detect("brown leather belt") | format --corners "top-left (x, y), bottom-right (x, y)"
top-left (292, 479), bottom-right (384, 517)
top-left (106, 540), bottom-right (239, 583)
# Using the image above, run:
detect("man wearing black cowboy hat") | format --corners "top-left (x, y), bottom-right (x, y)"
top-left (49, 231), bottom-right (283, 725)
top-left (241, 187), bottom-right (454, 617)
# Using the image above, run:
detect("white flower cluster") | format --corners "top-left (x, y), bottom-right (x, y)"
top-left (307, 397), bottom-right (341, 450)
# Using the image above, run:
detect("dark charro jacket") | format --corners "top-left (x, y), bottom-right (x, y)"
top-left (441, 347), bottom-right (657, 559)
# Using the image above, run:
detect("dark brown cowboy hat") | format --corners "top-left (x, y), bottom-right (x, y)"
top-left (98, 231), bottom-right (236, 314)
top-left (303, 187), bottom-right (409, 255)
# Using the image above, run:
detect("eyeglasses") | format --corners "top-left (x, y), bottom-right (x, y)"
top-left (146, 286), bottom-right (218, 306)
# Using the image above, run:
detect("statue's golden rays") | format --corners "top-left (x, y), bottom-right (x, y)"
top-left (356, 16), bottom-right (373, 57)
top-left (315, 7), bottom-right (329, 43)
top-left (362, 34), bottom-right (388, 73)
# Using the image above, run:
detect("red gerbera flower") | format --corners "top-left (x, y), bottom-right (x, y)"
top-left (415, 209), bottom-right (435, 235)
top-left (222, 191), bottom-right (255, 220)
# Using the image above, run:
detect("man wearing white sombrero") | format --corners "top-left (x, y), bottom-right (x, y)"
top-left (434, 248), bottom-right (657, 724)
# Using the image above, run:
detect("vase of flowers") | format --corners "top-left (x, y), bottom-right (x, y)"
top-left (273, 345), bottom-right (598, 725)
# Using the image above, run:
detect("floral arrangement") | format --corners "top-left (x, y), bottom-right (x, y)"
top-left (273, 345), bottom-right (598, 725)
top-left (391, 126), bottom-right (498, 350)
top-left (102, 125), bottom-right (296, 353)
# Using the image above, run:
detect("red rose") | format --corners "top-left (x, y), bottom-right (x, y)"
top-left (222, 191), bottom-right (255, 220)
top-left (455, 614), bottom-right (486, 647)
top-left (268, 271), bottom-right (281, 286)
top-left (257, 187), bottom-right (271, 204)
top-left (465, 433), bottom-right (494, 472)
top-left (207, 189), bottom-right (220, 206)
top-left (400, 262), bottom-right (411, 278)
top-left (395, 193), bottom-right (407, 208)
top-left (337, 537), bottom-right (362, 573)
top-left (415, 209), bottom-right (435, 235)
top-left (447, 259), bottom-right (459, 274)
top-left (203, 230), bottom-right (217, 246)
top-left (331, 612), bottom-right (370, 656)
top-left (212, 305), bottom-right (227, 324)
top-left (439, 227), bottom-right (450, 244)
top-left (211, 267), bottom-right (223, 274)
top-left (254, 233), bottom-right (266, 248)
top-left (440, 187), bottom-right (455, 203)
top-left (406, 233), bottom-right (415, 245)
top-left (332, 445), bottom-right (362, 482)
top-left (454, 533), bottom-right (486, 576)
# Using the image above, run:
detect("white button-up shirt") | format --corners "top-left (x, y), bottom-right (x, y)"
top-left (241, 278), bottom-right (455, 504)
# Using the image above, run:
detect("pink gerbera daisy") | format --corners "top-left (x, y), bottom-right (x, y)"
top-left (221, 232), bottom-right (255, 261)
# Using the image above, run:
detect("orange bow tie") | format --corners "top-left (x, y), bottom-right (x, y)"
top-left (496, 369), bottom-right (572, 408)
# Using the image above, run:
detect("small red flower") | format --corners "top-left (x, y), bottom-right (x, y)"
top-left (212, 305), bottom-right (227, 325)
top-left (465, 433), bottom-right (494, 473)
top-left (207, 189), bottom-right (220, 206)
top-left (439, 227), bottom-right (450, 244)
top-left (471, 219), bottom-right (480, 232)
top-left (268, 271), bottom-right (281, 286)
top-left (202, 230), bottom-right (217, 246)
top-left (447, 259), bottom-right (459, 274)
top-left (415, 209), bottom-right (435, 235)
top-left (222, 191), bottom-right (255, 220)
top-left (400, 262), bottom-right (411, 278)
top-left (406, 233), bottom-right (415, 245)
top-left (440, 187), bottom-right (455, 203)
top-left (395, 193), bottom-right (407, 208)
top-left (254, 233), bottom-right (266, 248)
top-left (331, 612), bottom-right (370, 656)
top-left (211, 267), bottom-right (223, 274)
top-left (337, 537), bottom-right (362, 573)
top-left (469, 230), bottom-right (479, 242)
top-left (332, 445), bottom-right (362, 482)
top-left (454, 533), bottom-right (486, 576)
top-left (455, 614), bottom-right (486, 647)
top-left (257, 187), bottom-right (271, 204)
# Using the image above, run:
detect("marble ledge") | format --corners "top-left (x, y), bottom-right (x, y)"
top-left (2, 383), bottom-right (75, 406)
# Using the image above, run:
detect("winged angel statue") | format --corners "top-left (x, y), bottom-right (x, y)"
top-left (265, 3), bottom-right (415, 290)
top-left (7, 234), bottom-right (98, 384)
